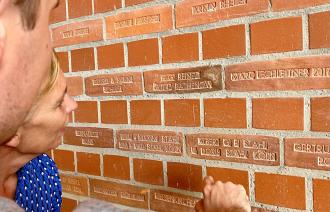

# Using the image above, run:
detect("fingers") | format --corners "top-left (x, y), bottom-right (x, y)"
top-left (203, 176), bottom-right (214, 199)
top-left (203, 176), bottom-right (214, 186)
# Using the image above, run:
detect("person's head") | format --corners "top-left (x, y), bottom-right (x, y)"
top-left (0, 0), bottom-right (59, 144)
top-left (6, 53), bottom-right (77, 153)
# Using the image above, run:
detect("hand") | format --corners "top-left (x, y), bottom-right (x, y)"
top-left (195, 176), bottom-right (251, 212)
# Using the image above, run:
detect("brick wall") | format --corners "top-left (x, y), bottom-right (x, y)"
top-left (50, 0), bottom-right (330, 211)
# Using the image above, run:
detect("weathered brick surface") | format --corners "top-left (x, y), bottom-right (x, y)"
top-left (104, 155), bottom-right (130, 180)
top-left (64, 127), bottom-right (114, 147)
top-left (61, 174), bottom-right (89, 196)
top-left (272, 0), bottom-right (330, 11)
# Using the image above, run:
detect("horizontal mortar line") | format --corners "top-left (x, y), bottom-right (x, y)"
top-left (66, 123), bottom-right (330, 138)
top-left (253, 201), bottom-right (304, 212)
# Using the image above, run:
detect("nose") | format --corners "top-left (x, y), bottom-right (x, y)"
top-left (65, 95), bottom-right (77, 114)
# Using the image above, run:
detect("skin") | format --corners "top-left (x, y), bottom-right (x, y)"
top-left (195, 176), bottom-right (251, 212)
top-left (0, 0), bottom-right (59, 144)
top-left (0, 70), bottom-right (77, 198)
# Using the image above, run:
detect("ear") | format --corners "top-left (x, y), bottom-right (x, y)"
top-left (5, 134), bottom-right (20, 148)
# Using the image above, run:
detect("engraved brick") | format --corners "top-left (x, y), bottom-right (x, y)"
top-left (186, 134), bottom-right (279, 166)
top-left (116, 129), bottom-right (183, 156)
top-left (85, 72), bottom-right (143, 96)
top-left (71, 47), bottom-right (95, 72)
top-left (162, 33), bottom-right (199, 63)
top-left (311, 97), bottom-right (330, 132)
top-left (203, 25), bottom-right (245, 59)
top-left (52, 19), bottom-right (103, 47)
top-left (128, 39), bottom-right (159, 66)
top-left (61, 174), bottom-right (88, 196)
top-left (225, 55), bottom-right (330, 91)
top-left (130, 100), bottom-right (161, 125)
top-left (272, 0), bottom-right (330, 11)
top-left (255, 173), bottom-right (305, 209)
top-left (68, 0), bottom-right (92, 19)
top-left (204, 98), bottom-right (246, 128)
top-left (106, 5), bottom-right (172, 39)
top-left (104, 155), bottom-right (130, 180)
top-left (94, 0), bottom-right (122, 13)
top-left (61, 198), bottom-right (77, 212)
top-left (77, 152), bottom-right (100, 175)
top-left (90, 179), bottom-right (149, 209)
top-left (101, 100), bottom-right (128, 124)
top-left (56, 51), bottom-right (69, 73)
top-left (176, 0), bottom-right (268, 28)
top-left (150, 190), bottom-right (199, 212)
top-left (313, 179), bottom-right (330, 212)
top-left (165, 99), bottom-right (200, 127)
top-left (133, 159), bottom-right (164, 185)
top-left (75, 101), bottom-right (98, 123)
top-left (250, 17), bottom-right (302, 55)
top-left (207, 167), bottom-right (249, 193)
top-left (125, 0), bottom-right (152, 6)
top-left (53, 149), bottom-right (75, 171)
top-left (285, 138), bottom-right (330, 171)
top-left (64, 127), bottom-right (114, 148)
top-left (167, 162), bottom-right (203, 192)
top-left (144, 66), bottom-right (221, 94)
top-left (309, 11), bottom-right (330, 49)
top-left (252, 98), bottom-right (304, 130)
top-left (66, 76), bottom-right (83, 96)
top-left (97, 44), bottom-right (125, 69)
top-left (50, 0), bottom-right (66, 24)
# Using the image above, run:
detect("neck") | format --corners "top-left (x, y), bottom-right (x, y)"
top-left (0, 146), bottom-right (36, 198)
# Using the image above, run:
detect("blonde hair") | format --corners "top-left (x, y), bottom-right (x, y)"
top-left (38, 52), bottom-right (61, 98)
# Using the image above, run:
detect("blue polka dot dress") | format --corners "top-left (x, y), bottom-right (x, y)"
top-left (15, 154), bottom-right (62, 212)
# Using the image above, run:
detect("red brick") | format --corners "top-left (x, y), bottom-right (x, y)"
top-left (150, 190), bottom-right (199, 212)
top-left (186, 133), bottom-right (280, 166)
top-left (311, 97), bottom-right (330, 132)
top-left (255, 173), bottom-right (305, 209)
top-left (61, 174), bottom-right (89, 196)
top-left (251, 207), bottom-right (275, 212)
top-left (162, 33), bottom-right (199, 63)
top-left (272, 0), bottom-right (330, 11)
top-left (61, 198), bottom-right (77, 212)
top-left (116, 129), bottom-right (183, 156)
top-left (252, 98), bottom-right (304, 130)
top-left (97, 44), bottom-right (125, 69)
top-left (309, 11), bottom-right (330, 49)
top-left (94, 0), bottom-right (121, 13)
top-left (133, 159), bottom-right (163, 185)
top-left (203, 25), bottom-right (246, 59)
top-left (53, 149), bottom-right (75, 171)
top-left (71, 48), bottom-right (95, 72)
top-left (125, 0), bottom-right (152, 6)
top-left (90, 179), bottom-right (149, 209)
top-left (77, 152), bottom-right (100, 175)
top-left (106, 5), bottom-right (172, 39)
top-left (225, 55), bottom-right (330, 91)
top-left (165, 99), bottom-right (200, 127)
top-left (64, 127), bottom-right (114, 148)
top-left (285, 138), bottom-right (330, 170)
top-left (52, 19), bottom-right (103, 47)
top-left (66, 76), bottom-right (83, 96)
top-left (167, 162), bottom-right (202, 192)
top-left (75, 101), bottom-right (98, 123)
top-left (144, 66), bottom-right (222, 94)
top-left (101, 100), bottom-right (128, 124)
top-left (313, 179), bottom-right (330, 212)
top-left (128, 39), bottom-right (159, 66)
top-left (85, 72), bottom-right (143, 96)
top-left (207, 167), bottom-right (249, 194)
top-left (251, 17), bottom-right (302, 55)
top-left (56, 52), bottom-right (69, 73)
top-left (204, 98), bottom-right (246, 128)
top-left (104, 155), bottom-right (130, 180)
top-left (50, 0), bottom-right (66, 24)
top-left (176, 0), bottom-right (268, 28)
top-left (130, 100), bottom-right (161, 125)
top-left (68, 0), bottom-right (92, 19)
